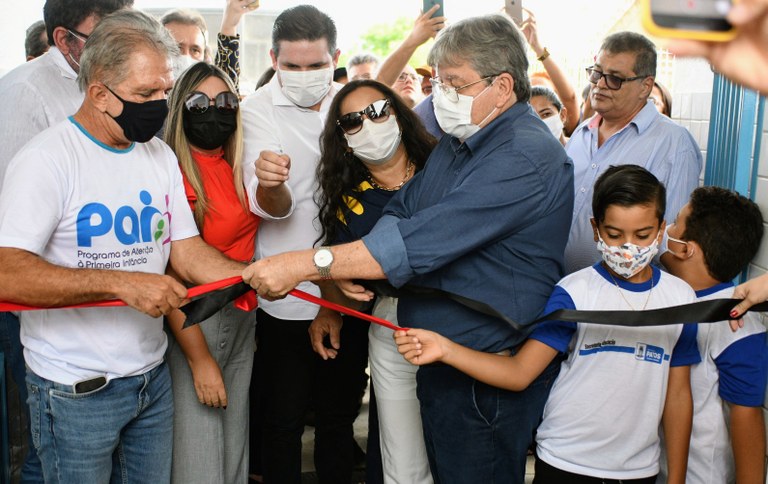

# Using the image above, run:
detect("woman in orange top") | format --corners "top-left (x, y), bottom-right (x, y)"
top-left (164, 62), bottom-right (260, 484)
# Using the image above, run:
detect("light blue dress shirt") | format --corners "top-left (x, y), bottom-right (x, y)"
top-left (564, 100), bottom-right (702, 274)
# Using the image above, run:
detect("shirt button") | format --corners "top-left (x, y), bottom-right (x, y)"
top-left (591, 163), bottom-right (597, 169)
top-left (222, 326), bottom-right (230, 333)
top-left (219, 342), bottom-right (226, 349)
top-left (580, 187), bottom-right (586, 193)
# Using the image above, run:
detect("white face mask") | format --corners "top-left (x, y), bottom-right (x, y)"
top-left (343, 115), bottom-right (401, 165)
top-left (432, 82), bottom-right (497, 141)
top-left (661, 224), bottom-right (693, 258)
top-left (173, 55), bottom-right (198, 79)
top-left (542, 114), bottom-right (564, 139)
top-left (279, 66), bottom-right (333, 108)
top-left (596, 233), bottom-right (660, 279)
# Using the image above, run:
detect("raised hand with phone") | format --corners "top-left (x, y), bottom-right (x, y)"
top-left (375, 4), bottom-right (446, 86)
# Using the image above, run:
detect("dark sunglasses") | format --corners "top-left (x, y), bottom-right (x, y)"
top-left (585, 66), bottom-right (646, 91)
top-left (184, 91), bottom-right (239, 115)
top-left (336, 99), bottom-right (391, 135)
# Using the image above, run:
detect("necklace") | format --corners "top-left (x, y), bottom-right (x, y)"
top-left (607, 270), bottom-right (654, 311)
top-left (368, 161), bottom-right (413, 191)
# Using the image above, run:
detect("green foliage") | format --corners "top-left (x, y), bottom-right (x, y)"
top-left (339, 16), bottom-right (433, 69)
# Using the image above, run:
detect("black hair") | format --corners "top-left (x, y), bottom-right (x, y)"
top-left (653, 81), bottom-right (673, 117)
top-left (316, 79), bottom-right (436, 245)
top-left (25, 20), bottom-right (48, 58)
top-left (43, 0), bottom-right (133, 46)
top-left (531, 86), bottom-right (562, 112)
top-left (682, 186), bottom-right (764, 282)
top-left (271, 5), bottom-right (336, 57)
top-left (592, 165), bottom-right (666, 225)
top-left (600, 31), bottom-right (657, 78)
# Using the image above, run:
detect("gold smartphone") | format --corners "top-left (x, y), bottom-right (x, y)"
top-left (642, 0), bottom-right (737, 41)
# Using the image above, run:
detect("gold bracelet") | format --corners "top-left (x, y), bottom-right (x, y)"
top-left (537, 47), bottom-right (550, 62)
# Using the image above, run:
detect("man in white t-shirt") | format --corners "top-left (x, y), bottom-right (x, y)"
top-left (240, 5), bottom-right (369, 483)
top-left (0, 2), bottom-right (132, 481)
top-left (0, 10), bottom-right (246, 482)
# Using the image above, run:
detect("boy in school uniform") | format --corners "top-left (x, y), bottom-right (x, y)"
top-left (660, 186), bottom-right (767, 484)
top-left (395, 164), bottom-right (700, 483)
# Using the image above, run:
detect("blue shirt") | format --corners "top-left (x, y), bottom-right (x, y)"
top-left (564, 101), bottom-right (702, 274)
top-left (363, 102), bottom-right (574, 352)
top-left (413, 94), bottom-right (443, 140)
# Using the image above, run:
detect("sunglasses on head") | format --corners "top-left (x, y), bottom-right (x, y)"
top-left (336, 99), bottom-right (391, 135)
top-left (184, 91), bottom-right (239, 115)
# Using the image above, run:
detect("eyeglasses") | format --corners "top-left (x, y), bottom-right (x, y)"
top-left (184, 91), bottom-right (239, 115)
top-left (585, 66), bottom-right (646, 90)
top-left (336, 99), bottom-right (391, 134)
top-left (431, 75), bottom-right (497, 103)
top-left (67, 28), bottom-right (89, 44)
top-left (396, 72), bottom-right (420, 83)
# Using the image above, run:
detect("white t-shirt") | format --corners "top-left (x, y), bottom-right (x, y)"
top-left (0, 47), bottom-right (83, 189)
top-left (657, 282), bottom-right (767, 484)
top-left (0, 117), bottom-right (199, 385)
top-left (240, 75), bottom-right (340, 320)
top-left (531, 263), bottom-right (700, 480)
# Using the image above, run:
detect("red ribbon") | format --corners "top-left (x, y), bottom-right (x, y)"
top-left (0, 276), bottom-right (405, 331)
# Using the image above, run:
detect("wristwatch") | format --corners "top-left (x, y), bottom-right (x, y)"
top-left (313, 246), bottom-right (334, 280)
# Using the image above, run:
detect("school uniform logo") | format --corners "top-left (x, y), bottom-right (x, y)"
top-left (634, 343), bottom-right (666, 364)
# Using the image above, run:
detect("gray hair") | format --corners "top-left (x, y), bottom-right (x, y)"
top-left (78, 9), bottom-right (179, 91)
top-left (348, 53), bottom-right (379, 68)
top-left (428, 14), bottom-right (530, 102)
top-left (600, 31), bottom-right (657, 78)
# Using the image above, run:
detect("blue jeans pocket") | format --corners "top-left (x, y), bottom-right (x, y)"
top-left (471, 380), bottom-right (499, 425)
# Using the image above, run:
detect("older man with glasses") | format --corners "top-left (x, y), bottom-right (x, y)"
top-left (241, 14), bottom-right (574, 483)
top-left (392, 65), bottom-right (425, 108)
top-left (564, 31), bottom-right (702, 274)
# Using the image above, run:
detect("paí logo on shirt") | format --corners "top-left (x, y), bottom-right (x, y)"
top-left (76, 190), bottom-right (171, 247)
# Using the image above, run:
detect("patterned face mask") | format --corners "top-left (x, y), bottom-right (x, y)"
top-left (596, 232), bottom-right (660, 278)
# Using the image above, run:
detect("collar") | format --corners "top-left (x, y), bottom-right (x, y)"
top-left (449, 102), bottom-right (529, 153)
top-left (49, 46), bottom-right (78, 81)
top-left (695, 281), bottom-right (734, 298)
top-left (593, 262), bottom-right (660, 292)
top-left (267, 72), bottom-right (340, 114)
top-left (190, 147), bottom-right (226, 164)
top-left (577, 99), bottom-right (660, 137)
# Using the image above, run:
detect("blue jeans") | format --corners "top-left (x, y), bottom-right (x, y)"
top-left (0, 311), bottom-right (43, 483)
top-left (26, 362), bottom-right (173, 484)
top-left (416, 355), bottom-right (562, 484)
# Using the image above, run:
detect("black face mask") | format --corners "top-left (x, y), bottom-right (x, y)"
top-left (105, 85), bottom-right (168, 143)
top-left (182, 108), bottom-right (238, 151)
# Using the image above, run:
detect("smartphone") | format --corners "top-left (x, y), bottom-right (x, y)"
top-left (423, 0), bottom-right (444, 18)
top-left (642, 0), bottom-right (737, 41)
top-left (504, 0), bottom-right (523, 25)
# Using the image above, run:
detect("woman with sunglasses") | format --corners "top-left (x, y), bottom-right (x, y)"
top-left (163, 62), bottom-right (260, 484)
top-left (313, 79), bottom-right (436, 484)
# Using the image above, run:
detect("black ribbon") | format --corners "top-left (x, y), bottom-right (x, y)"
top-left (180, 281), bottom-right (768, 330)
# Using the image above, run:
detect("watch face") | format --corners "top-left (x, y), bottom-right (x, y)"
top-left (314, 249), bottom-right (333, 267)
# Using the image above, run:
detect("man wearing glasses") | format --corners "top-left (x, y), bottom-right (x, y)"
top-left (0, 1), bottom-right (132, 481)
top-left (392, 65), bottom-right (425, 108)
top-left (564, 31), bottom-right (702, 274)
top-left (242, 14), bottom-right (574, 484)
